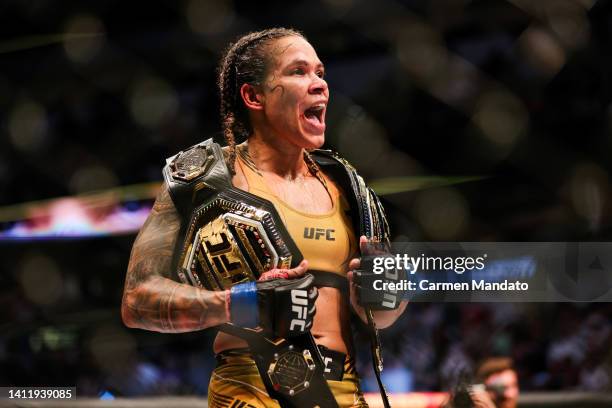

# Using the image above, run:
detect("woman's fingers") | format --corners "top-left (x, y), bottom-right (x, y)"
top-left (350, 235), bottom-right (382, 272)
top-left (285, 259), bottom-right (308, 278)
top-left (359, 235), bottom-right (368, 253)
top-left (258, 260), bottom-right (309, 281)
top-left (359, 235), bottom-right (387, 256)
top-left (348, 258), bottom-right (361, 271)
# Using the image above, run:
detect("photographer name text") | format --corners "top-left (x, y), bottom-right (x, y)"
top-left (373, 279), bottom-right (529, 291)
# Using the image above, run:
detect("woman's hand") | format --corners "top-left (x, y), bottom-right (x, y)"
top-left (347, 236), bottom-right (378, 321)
top-left (258, 260), bottom-right (309, 281)
top-left (348, 236), bottom-right (408, 329)
top-left (228, 259), bottom-right (317, 337)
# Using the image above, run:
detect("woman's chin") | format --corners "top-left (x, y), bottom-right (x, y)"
top-left (281, 131), bottom-right (325, 150)
top-left (302, 133), bottom-right (325, 149)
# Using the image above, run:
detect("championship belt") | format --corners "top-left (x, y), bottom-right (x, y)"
top-left (165, 141), bottom-right (338, 408)
top-left (177, 188), bottom-right (299, 290)
top-left (313, 150), bottom-right (393, 408)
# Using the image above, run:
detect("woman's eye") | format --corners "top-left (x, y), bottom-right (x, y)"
top-left (293, 68), bottom-right (305, 75)
top-left (316, 71), bottom-right (325, 78)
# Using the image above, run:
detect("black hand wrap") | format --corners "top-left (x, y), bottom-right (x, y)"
top-left (229, 274), bottom-right (318, 338)
top-left (354, 255), bottom-right (406, 310)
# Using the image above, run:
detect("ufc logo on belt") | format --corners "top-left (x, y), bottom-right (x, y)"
top-left (289, 289), bottom-right (308, 332)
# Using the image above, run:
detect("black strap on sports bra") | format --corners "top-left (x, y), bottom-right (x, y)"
top-left (311, 270), bottom-right (349, 293)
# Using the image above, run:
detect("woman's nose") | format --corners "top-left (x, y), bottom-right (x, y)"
top-left (309, 75), bottom-right (328, 95)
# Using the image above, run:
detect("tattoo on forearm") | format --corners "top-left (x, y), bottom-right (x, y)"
top-left (122, 186), bottom-right (226, 332)
top-left (124, 277), bottom-right (225, 332)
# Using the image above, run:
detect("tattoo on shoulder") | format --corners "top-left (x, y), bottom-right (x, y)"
top-left (125, 186), bottom-right (181, 288)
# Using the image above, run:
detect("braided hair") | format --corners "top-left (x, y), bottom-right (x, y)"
top-left (217, 28), bottom-right (304, 173)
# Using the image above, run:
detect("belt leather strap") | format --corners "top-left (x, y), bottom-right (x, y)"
top-left (366, 309), bottom-right (391, 408)
top-left (311, 270), bottom-right (348, 293)
top-left (317, 345), bottom-right (346, 381)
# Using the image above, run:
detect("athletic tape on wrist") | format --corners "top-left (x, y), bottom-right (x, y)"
top-left (229, 281), bottom-right (258, 328)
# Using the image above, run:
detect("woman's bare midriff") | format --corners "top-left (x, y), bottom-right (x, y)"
top-left (213, 286), bottom-right (353, 355)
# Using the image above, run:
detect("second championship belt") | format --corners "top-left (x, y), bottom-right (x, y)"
top-left (313, 149), bottom-right (394, 408)
top-left (167, 141), bottom-right (338, 408)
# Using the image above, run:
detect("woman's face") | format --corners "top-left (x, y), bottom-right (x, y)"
top-left (259, 36), bottom-right (329, 149)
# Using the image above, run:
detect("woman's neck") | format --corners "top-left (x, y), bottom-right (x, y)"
top-left (246, 131), bottom-right (309, 180)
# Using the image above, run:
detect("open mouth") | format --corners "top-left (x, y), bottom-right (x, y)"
top-left (303, 103), bottom-right (326, 131)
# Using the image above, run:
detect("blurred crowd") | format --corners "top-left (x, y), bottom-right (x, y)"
top-left (358, 303), bottom-right (612, 394)
top-left (2, 0), bottom-right (612, 399)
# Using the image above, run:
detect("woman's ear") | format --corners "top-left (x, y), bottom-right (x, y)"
top-left (240, 83), bottom-right (264, 111)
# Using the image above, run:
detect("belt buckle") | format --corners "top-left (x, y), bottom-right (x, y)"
top-left (267, 347), bottom-right (316, 397)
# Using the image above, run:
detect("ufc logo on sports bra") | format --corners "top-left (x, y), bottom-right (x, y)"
top-left (289, 289), bottom-right (308, 332)
top-left (303, 227), bottom-right (335, 241)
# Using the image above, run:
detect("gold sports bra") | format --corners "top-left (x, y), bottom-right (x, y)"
top-left (235, 152), bottom-right (358, 278)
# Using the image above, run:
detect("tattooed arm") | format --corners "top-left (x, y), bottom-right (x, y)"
top-left (121, 184), bottom-right (228, 333)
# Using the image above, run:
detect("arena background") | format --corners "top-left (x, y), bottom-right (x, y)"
top-left (1, 0), bottom-right (612, 406)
